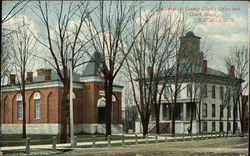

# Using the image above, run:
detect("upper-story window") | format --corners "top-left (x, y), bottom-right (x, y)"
top-left (228, 105), bottom-right (231, 118)
top-left (220, 86), bottom-right (224, 99)
top-left (220, 105), bottom-right (224, 117)
top-left (200, 84), bottom-right (207, 98)
top-left (17, 95), bottom-right (23, 120)
top-left (212, 104), bottom-right (216, 117)
top-left (177, 85), bottom-right (181, 98)
top-left (212, 85), bottom-right (216, 99)
top-left (202, 103), bottom-right (207, 117)
top-left (34, 92), bottom-right (41, 119)
top-left (164, 86), bottom-right (171, 99)
top-left (187, 84), bottom-right (192, 97)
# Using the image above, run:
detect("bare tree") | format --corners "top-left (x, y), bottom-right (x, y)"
top-left (1, 34), bottom-right (11, 83)
top-left (33, 1), bottom-right (92, 143)
top-left (225, 46), bottom-right (248, 134)
top-left (8, 17), bottom-right (36, 138)
top-left (1, 0), bottom-right (29, 141)
top-left (219, 86), bottom-right (231, 133)
top-left (123, 3), bottom-right (192, 135)
top-left (85, 1), bottom-right (152, 137)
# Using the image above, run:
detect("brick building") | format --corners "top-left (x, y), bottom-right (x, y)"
top-left (1, 52), bottom-right (123, 134)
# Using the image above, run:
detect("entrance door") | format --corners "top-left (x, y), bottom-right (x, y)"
top-left (98, 107), bottom-right (106, 123)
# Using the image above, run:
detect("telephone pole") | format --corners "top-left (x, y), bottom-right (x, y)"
top-left (68, 59), bottom-right (74, 146)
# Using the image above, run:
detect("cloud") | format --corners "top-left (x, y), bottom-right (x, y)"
top-left (210, 33), bottom-right (247, 43)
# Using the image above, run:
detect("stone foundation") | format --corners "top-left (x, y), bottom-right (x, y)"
top-left (1, 124), bottom-right (123, 135)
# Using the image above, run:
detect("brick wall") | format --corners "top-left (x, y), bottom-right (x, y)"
top-left (1, 82), bottom-right (122, 125)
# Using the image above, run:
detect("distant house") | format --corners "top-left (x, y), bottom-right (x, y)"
top-left (1, 52), bottom-right (123, 134)
top-left (135, 32), bottom-right (243, 134)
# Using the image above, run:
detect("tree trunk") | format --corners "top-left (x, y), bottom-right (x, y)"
top-left (60, 80), bottom-right (69, 143)
top-left (219, 110), bottom-right (223, 133)
top-left (155, 104), bottom-right (160, 134)
top-left (171, 101), bottom-right (176, 135)
top-left (197, 102), bottom-right (201, 133)
top-left (105, 79), bottom-right (113, 137)
top-left (241, 99), bottom-right (246, 134)
top-left (22, 84), bottom-right (26, 138)
top-left (227, 106), bottom-right (230, 134)
top-left (233, 100), bottom-right (237, 134)
top-left (190, 102), bottom-right (194, 133)
top-left (142, 118), bottom-right (149, 137)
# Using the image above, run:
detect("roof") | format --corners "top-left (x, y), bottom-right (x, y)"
top-left (33, 70), bottom-right (81, 82)
top-left (163, 63), bottom-right (239, 80)
top-left (82, 52), bottom-right (102, 77)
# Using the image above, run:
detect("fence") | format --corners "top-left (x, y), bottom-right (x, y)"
top-left (0, 131), bottom-right (242, 154)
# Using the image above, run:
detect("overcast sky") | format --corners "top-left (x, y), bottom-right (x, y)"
top-left (3, 1), bottom-right (248, 74)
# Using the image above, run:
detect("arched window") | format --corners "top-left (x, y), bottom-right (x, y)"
top-left (17, 95), bottom-right (23, 120)
top-left (34, 92), bottom-right (41, 119)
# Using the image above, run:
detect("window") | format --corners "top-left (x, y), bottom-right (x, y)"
top-left (34, 92), bottom-right (41, 119)
top-left (202, 122), bottom-right (207, 132)
top-left (212, 122), bottom-right (216, 131)
top-left (228, 106), bottom-right (231, 118)
top-left (164, 86), bottom-right (171, 99)
top-left (187, 84), bottom-right (192, 97)
top-left (212, 104), bottom-right (216, 117)
top-left (177, 85), bottom-right (181, 98)
top-left (17, 95), bottom-right (23, 120)
top-left (235, 105), bottom-right (238, 119)
top-left (212, 85), bottom-right (216, 99)
top-left (220, 122), bottom-right (224, 132)
top-left (220, 86), bottom-right (224, 99)
top-left (200, 84), bottom-right (207, 98)
top-left (220, 105), bottom-right (224, 117)
top-left (228, 122), bottom-right (231, 131)
top-left (202, 103), bottom-right (207, 117)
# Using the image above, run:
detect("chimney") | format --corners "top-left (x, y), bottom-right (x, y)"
top-left (37, 68), bottom-right (45, 76)
top-left (229, 65), bottom-right (235, 77)
top-left (26, 72), bottom-right (33, 82)
top-left (9, 74), bottom-right (16, 84)
top-left (202, 60), bottom-right (207, 73)
top-left (147, 66), bottom-right (153, 77)
top-left (45, 69), bottom-right (52, 80)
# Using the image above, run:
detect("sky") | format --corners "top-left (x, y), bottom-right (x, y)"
top-left (3, 1), bottom-right (248, 75)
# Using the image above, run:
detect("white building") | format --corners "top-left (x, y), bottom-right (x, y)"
top-left (135, 32), bottom-right (242, 134)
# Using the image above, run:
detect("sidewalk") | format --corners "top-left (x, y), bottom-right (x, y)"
top-left (0, 133), bottom-right (229, 152)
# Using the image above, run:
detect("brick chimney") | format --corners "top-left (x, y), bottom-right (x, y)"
top-left (202, 60), bottom-right (207, 73)
top-left (26, 72), bottom-right (33, 82)
top-left (37, 68), bottom-right (45, 76)
top-left (229, 65), bottom-right (235, 77)
top-left (147, 66), bottom-right (153, 77)
top-left (10, 74), bottom-right (16, 84)
top-left (45, 69), bottom-right (52, 80)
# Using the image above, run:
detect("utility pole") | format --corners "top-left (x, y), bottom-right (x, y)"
top-left (68, 59), bottom-right (74, 146)
top-left (0, 1), bottom-right (3, 155)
